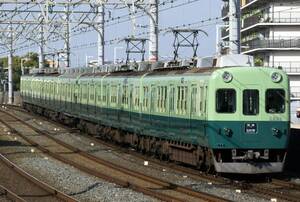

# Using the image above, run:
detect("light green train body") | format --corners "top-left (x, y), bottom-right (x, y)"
top-left (21, 67), bottom-right (290, 173)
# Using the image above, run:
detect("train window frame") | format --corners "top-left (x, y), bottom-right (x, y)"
top-left (176, 86), bottom-right (188, 115)
top-left (96, 84), bottom-right (101, 104)
top-left (216, 88), bottom-right (236, 114)
top-left (191, 86), bottom-right (198, 116)
top-left (133, 86), bottom-right (140, 110)
top-left (157, 86), bottom-right (167, 113)
top-left (265, 89), bottom-right (286, 114)
top-left (169, 86), bottom-right (175, 113)
top-left (243, 89), bottom-right (259, 116)
top-left (142, 86), bottom-right (149, 111)
top-left (110, 84), bottom-right (118, 105)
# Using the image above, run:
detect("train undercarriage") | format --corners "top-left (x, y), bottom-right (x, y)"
top-left (23, 102), bottom-right (215, 172)
top-left (23, 102), bottom-right (286, 174)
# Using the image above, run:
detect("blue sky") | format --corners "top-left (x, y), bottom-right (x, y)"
top-left (69, 0), bottom-right (223, 66)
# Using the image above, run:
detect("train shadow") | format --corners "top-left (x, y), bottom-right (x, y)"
top-left (0, 140), bottom-right (23, 147)
top-left (285, 128), bottom-right (300, 174)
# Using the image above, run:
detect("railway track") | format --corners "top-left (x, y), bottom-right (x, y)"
top-left (5, 105), bottom-right (300, 202)
top-left (0, 150), bottom-right (77, 202)
top-left (0, 108), bottom-right (230, 202)
top-left (0, 185), bottom-right (26, 202)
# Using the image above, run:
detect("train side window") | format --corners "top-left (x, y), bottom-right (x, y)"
top-left (142, 86), bottom-right (149, 111)
top-left (157, 86), bottom-right (167, 113)
top-left (191, 87), bottom-right (198, 115)
top-left (216, 89), bottom-right (236, 113)
top-left (170, 87), bottom-right (175, 112)
top-left (90, 84), bottom-right (95, 101)
top-left (96, 84), bottom-right (101, 104)
top-left (83, 84), bottom-right (87, 100)
top-left (266, 89), bottom-right (285, 113)
top-left (68, 84), bottom-right (72, 99)
top-left (102, 85), bottom-right (107, 103)
top-left (243, 90), bottom-right (259, 115)
top-left (134, 86), bottom-right (140, 110)
top-left (176, 86), bottom-right (188, 115)
top-left (110, 85), bottom-right (117, 104)
top-left (151, 86), bottom-right (156, 112)
top-left (122, 85), bottom-right (129, 106)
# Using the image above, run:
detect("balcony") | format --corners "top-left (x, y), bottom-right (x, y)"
top-left (243, 37), bottom-right (300, 52)
top-left (291, 92), bottom-right (300, 99)
top-left (271, 61), bottom-right (300, 74)
top-left (222, 4), bottom-right (229, 20)
top-left (242, 12), bottom-right (300, 29)
top-left (221, 28), bottom-right (229, 39)
top-left (241, 0), bottom-right (271, 11)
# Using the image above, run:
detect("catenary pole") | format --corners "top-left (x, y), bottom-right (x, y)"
top-left (97, 4), bottom-right (105, 66)
top-left (229, 0), bottom-right (241, 54)
top-left (149, 0), bottom-right (158, 61)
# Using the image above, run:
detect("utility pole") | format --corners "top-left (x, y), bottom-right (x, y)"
top-left (229, 0), bottom-right (241, 54)
top-left (149, 0), bottom-right (158, 61)
top-left (39, 18), bottom-right (45, 69)
top-left (97, 4), bottom-right (105, 66)
top-left (64, 1), bottom-right (70, 68)
top-left (8, 24), bottom-right (13, 104)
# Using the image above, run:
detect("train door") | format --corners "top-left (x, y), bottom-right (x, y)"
top-left (240, 85), bottom-right (260, 145)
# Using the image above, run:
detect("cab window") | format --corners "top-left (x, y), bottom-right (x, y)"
top-left (216, 89), bottom-right (236, 113)
top-left (266, 89), bottom-right (285, 113)
top-left (243, 90), bottom-right (259, 115)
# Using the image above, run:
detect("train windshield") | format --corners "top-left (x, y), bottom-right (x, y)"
top-left (243, 90), bottom-right (259, 115)
top-left (266, 89), bottom-right (285, 113)
top-left (216, 89), bottom-right (236, 113)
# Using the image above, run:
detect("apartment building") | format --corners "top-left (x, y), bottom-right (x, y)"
top-left (221, 0), bottom-right (300, 105)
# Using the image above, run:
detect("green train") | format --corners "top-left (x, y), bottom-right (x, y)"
top-left (20, 64), bottom-right (290, 174)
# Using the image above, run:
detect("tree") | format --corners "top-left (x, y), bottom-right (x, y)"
top-left (23, 52), bottom-right (39, 68)
top-left (0, 52), bottom-right (39, 91)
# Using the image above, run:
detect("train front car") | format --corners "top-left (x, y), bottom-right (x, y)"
top-left (207, 67), bottom-right (290, 174)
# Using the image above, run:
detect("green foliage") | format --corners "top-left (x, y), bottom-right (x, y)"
top-left (0, 52), bottom-right (39, 91)
top-left (254, 56), bottom-right (264, 66)
top-left (23, 52), bottom-right (39, 68)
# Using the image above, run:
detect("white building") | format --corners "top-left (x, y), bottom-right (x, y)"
top-left (221, 0), bottom-right (300, 122)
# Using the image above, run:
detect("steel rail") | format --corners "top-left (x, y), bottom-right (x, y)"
top-left (0, 153), bottom-right (77, 202)
top-left (0, 185), bottom-right (26, 202)
top-left (0, 108), bottom-right (230, 202)
top-left (271, 179), bottom-right (300, 191)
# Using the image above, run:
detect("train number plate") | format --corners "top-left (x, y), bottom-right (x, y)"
top-left (245, 123), bottom-right (257, 134)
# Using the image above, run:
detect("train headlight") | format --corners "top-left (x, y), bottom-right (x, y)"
top-left (222, 71), bottom-right (233, 83)
top-left (271, 72), bottom-right (282, 83)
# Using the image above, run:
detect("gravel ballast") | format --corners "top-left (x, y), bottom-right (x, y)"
top-left (18, 113), bottom-right (272, 202)
top-left (0, 122), bottom-right (158, 202)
